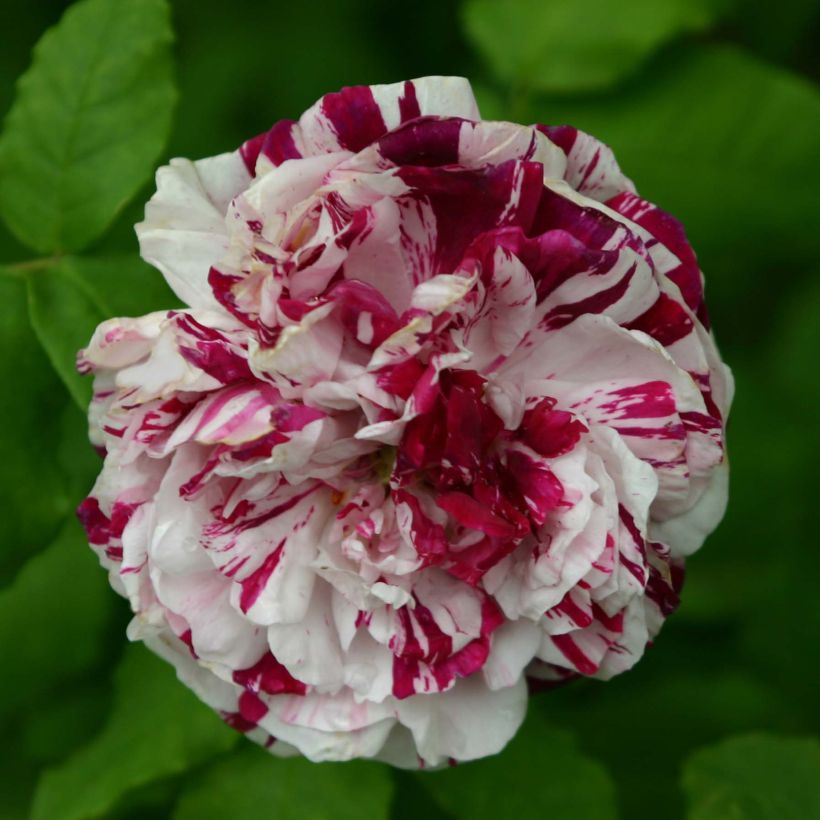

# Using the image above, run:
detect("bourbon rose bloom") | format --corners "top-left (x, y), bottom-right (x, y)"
top-left (78, 76), bottom-right (732, 767)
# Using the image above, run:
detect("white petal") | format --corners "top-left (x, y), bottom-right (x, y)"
top-left (137, 152), bottom-right (250, 309)
top-left (482, 620), bottom-right (541, 690)
top-left (398, 76), bottom-right (480, 121)
top-left (650, 458), bottom-right (730, 557)
top-left (395, 676), bottom-right (527, 766)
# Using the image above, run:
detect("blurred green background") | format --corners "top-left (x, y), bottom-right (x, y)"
top-left (1, 0), bottom-right (819, 818)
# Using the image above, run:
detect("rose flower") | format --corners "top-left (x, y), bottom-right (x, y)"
top-left (78, 76), bottom-right (732, 767)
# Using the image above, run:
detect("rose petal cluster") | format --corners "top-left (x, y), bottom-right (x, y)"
top-left (78, 76), bottom-right (732, 767)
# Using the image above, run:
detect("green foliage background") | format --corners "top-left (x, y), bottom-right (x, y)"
top-left (1, 0), bottom-right (818, 817)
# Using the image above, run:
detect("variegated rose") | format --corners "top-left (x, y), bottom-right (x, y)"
top-left (78, 76), bottom-right (732, 767)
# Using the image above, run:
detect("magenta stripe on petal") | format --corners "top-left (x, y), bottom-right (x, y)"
top-left (398, 79), bottom-right (422, 121)
top-left (261, 119), bottom-right (302, 166)
top-left (238, 539), bottom-right (286, 613)
top-left (239, 132), bottom-right (266, 175)
top-left (551, 633), bottom-right (599, 676)
top-left (233, 652), bottom-right (307, 696)
top-left (321, 85), bottom-right (387, 152)
top-left (378, 117), bottom-right (463, 167)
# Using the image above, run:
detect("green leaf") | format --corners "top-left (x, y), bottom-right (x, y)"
top-left (527, 44), bottom-right (820, 353)
top-left (56, 398), bottom-right (104, 500)
top-left (173, 745), bottom-right (394, 820)
top-left (22, 684), bottom-right (110, 766)
top-left (65, 253), bottom-right (181, 317)
top-left (538, 655), bottom-right (798, 819)
top-left (731, 0), bottom-right (820, 69)
top-left (0, 516), bottom-right (112, 724)
top-left (471, 83), bottom-right (505, 121)
top-left (111, 778), bottom-right (183, 820)
top-left (732, 278), bottom-right (820, 726)
top-left (0, 0), bottom-right (176, 253)
top-left (0, 725), bottom-right (40, 820)
top-left (771, 274), bottom-right (820, 407)
top-left (27, 259), bottom-right (107, 408)
top-left (419, 712), bottom-right (617, 820)
top-left (391, 770), bottom-right (454, 820)
top-left (31, 643), bottom-right (238, 820)
top-left (462, 0), bottom-right (721, 94)
top-left (0, 272), bottom-right (72, 581)
top-left (682, 734), bottom-right (820, 820)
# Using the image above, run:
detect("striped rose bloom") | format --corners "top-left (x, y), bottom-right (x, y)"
top-left (78, 76), bottom-right (732, 767)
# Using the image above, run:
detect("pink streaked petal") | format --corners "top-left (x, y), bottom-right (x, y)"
top-left (327, 279), bottom-right (401, 347)
top-left (436, 491), bottom-right (520, 538)
top-left (461, 245), bottom-right (536, 371)
top-left (538, 125), bottom-right (635, 202)
top-left (607, 190), bottom-right (706, 322)
top-left (504, 447), bottom-right (565, 526)
top-left (204, 482), bottom-right (333, 625)
top-left (292, 77), bottom-right (480, 159)
top-left (397, 160), bottom-right (545, 272)
top-left (80, 313), bottom-right (164, 372)
top-left (151, 568), bottom-right (268, 669)
top-left (162, 383), bottom-right (279, 449)
top-left (248, 304), bottom-right (343, 395)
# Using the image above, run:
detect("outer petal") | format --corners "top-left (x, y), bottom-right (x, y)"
top-left (136, 152), bottom-right (251, 309)
top-left (394, 675), bottom-right (528, 766)
top-left (538, 125), bottom-right (635, 202)
top-left (650, 458), bottom-right (730, 556)
top-left (241, 77), bottom-right (481, 175)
